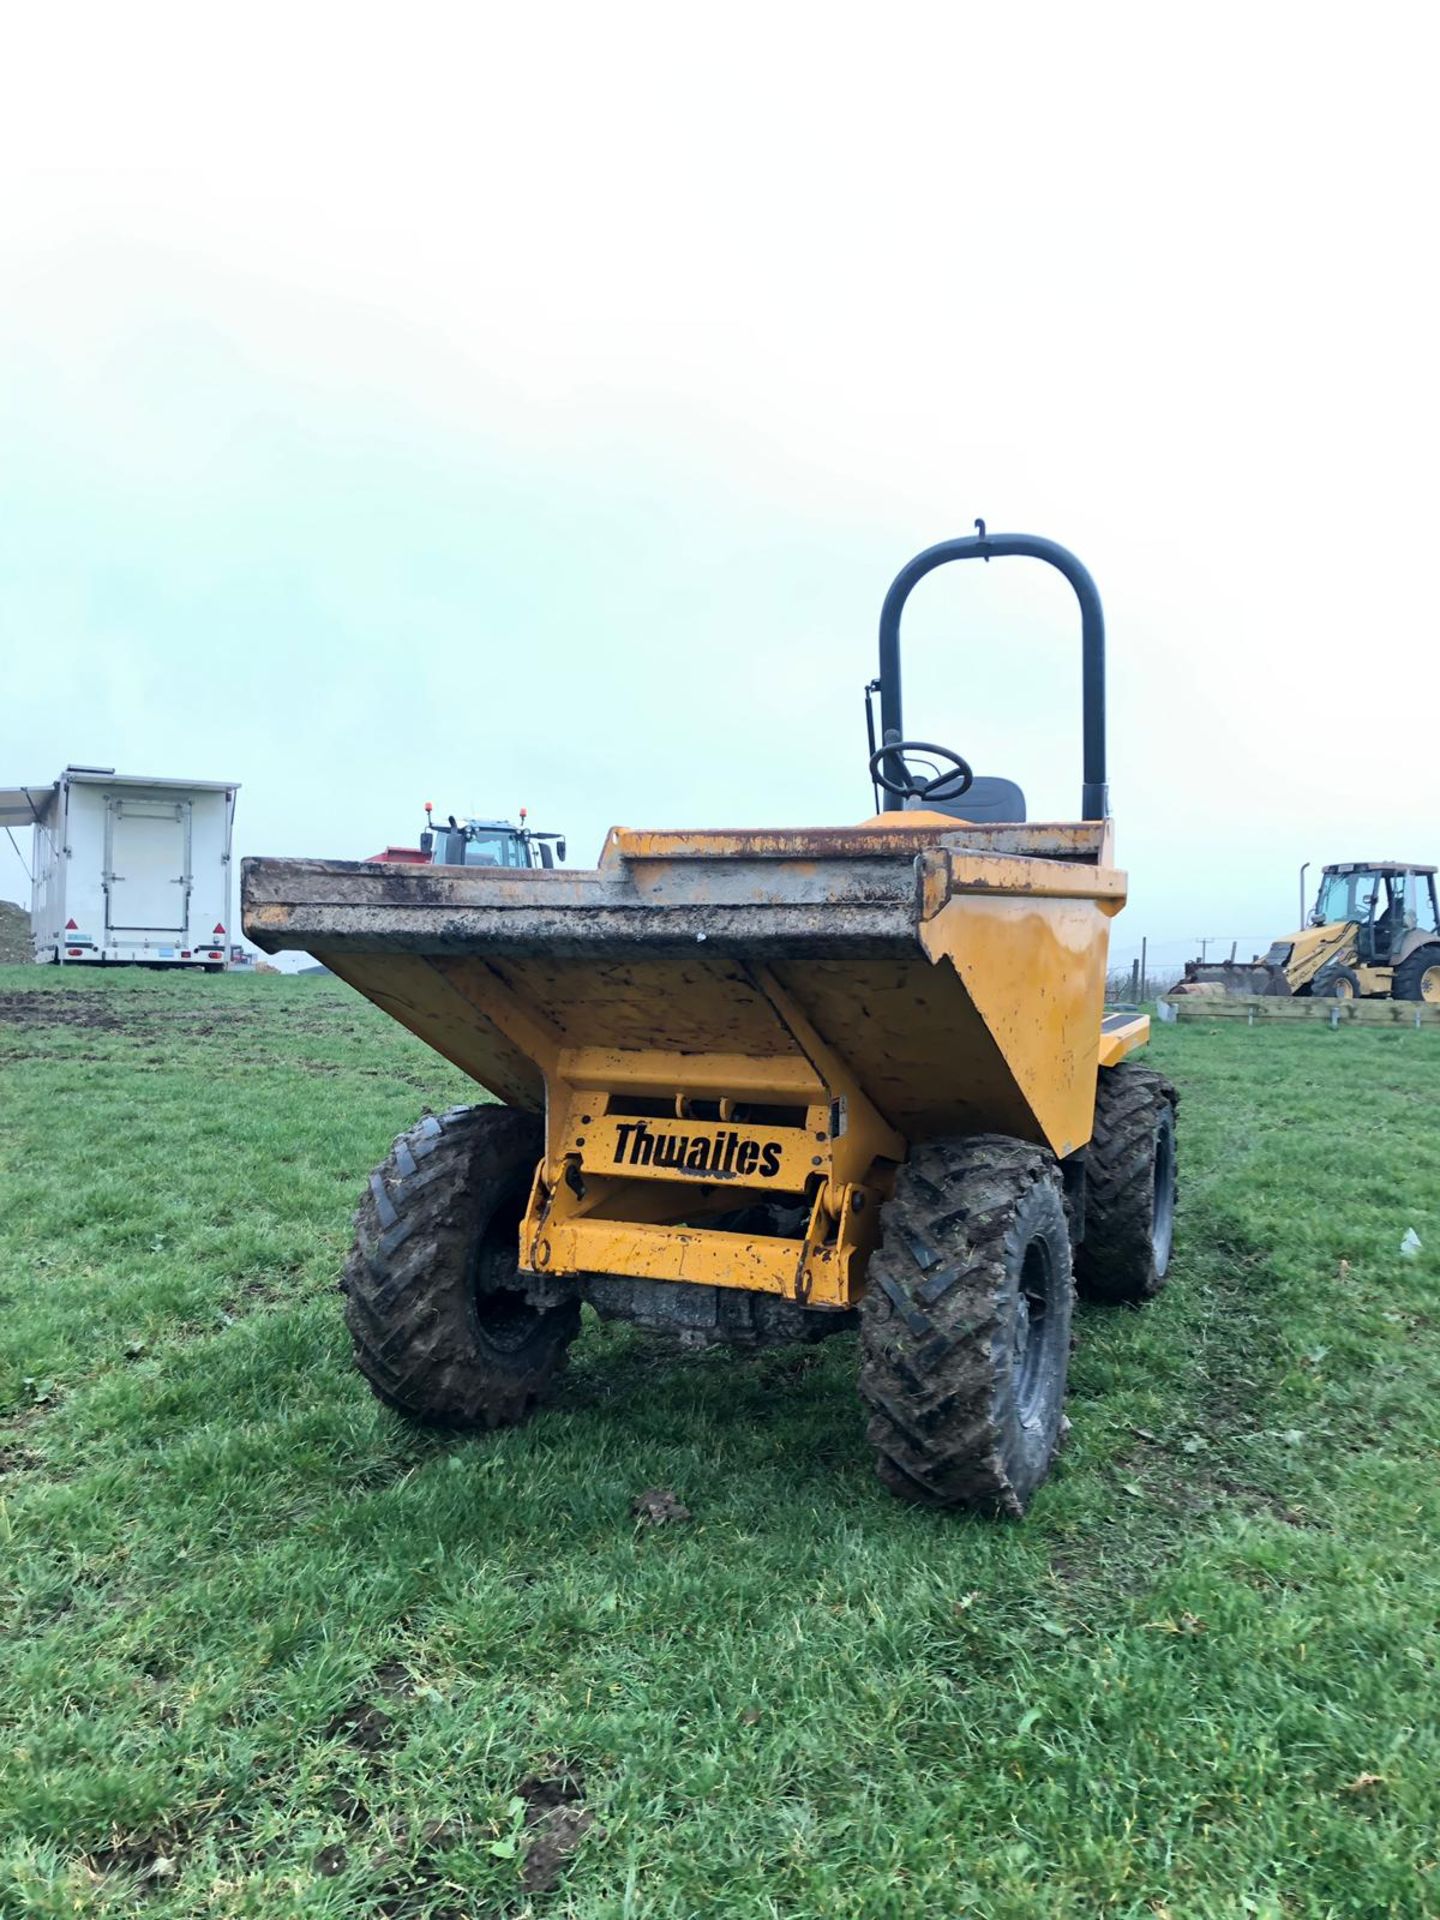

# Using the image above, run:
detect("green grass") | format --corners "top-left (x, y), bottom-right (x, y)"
top-left (2, 965), bottom-right (1439, 1918)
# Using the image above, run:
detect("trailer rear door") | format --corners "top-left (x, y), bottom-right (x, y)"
top-left (106, 796), bottom-right (191, 932)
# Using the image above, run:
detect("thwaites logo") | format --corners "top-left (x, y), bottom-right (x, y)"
top-left (612, 1120), bottom-right (784, 1179)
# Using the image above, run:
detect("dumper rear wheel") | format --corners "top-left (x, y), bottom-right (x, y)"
top-left (342, 1104), bottom-right (579, 1429)
top-left (859, 1137), bottom-right (1074, 1517)
top-left (1076, 1064), bottom-right (1178, 1304)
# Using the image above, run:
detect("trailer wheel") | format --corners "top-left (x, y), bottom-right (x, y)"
top-left (1075, 1064), bottom-right (1178, 1304)
top-left (858, 1136), bottom-right (1074, 1517)
top-left (341, 1104), bottom-right (579, 1429)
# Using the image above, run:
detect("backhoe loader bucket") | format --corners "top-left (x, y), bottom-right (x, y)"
top-left (242, 529), bottom-right (1174, 1517)
top-left (1172, 960), bottom-right (1292, 997)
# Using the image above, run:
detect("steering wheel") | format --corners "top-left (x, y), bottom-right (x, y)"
top-left (869, 740), bottom-right (974, 804)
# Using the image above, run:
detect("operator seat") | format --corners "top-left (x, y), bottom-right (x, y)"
top-left (926, 776), bottom-right (1027, 824)
top-left (1372, 897), bottom-right (1404, 962)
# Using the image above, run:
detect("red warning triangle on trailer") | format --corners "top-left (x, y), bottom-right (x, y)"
top-left (66, 919), bottom-right (79, 930)
top-left (213, 923), bottom-right (226, 935)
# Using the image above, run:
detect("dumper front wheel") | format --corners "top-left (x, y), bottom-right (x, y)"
top-left (1076, 1064), bottom-right (1178, 1304)
top-left (342, 1105), bottom-right (579, 1429)
top-left (859, 1138), bottom-right (1074, 1517)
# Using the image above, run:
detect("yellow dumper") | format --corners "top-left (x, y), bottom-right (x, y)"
top-left (244, 531), bottom-right (1175, 1516)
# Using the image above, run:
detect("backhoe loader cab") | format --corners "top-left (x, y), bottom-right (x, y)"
top-left (1305, 863), bottom-right (1440, 1000)
top-left (244, 530), bottom-right (1176, 1518)
top-left (1312, 863), bottom-right (1437, 944)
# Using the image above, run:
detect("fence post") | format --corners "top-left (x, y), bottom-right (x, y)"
top-left (1130, 958), bottom-right (1140, 999)
top-left (1140, 937), bottom-right (1148, 1000)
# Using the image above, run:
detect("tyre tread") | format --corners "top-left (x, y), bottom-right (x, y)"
top-left (858, 1135), bottom-right (1070, 1517)
top-left (1392, 942), bottom-right (1440, 1003)
top-left (1075, 1063), bottom-right (1178, 1304)
top-left (342, 1104), bottom-right (577, 1429)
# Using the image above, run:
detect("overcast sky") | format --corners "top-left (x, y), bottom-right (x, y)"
top-left (2, 3), bottom-right (1436, 976)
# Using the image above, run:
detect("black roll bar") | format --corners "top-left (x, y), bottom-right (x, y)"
top-left (877, 531), bottom-right (1109, 821)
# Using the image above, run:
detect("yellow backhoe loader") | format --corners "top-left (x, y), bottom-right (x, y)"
top-left (243, 530), bottom-right (1175, 1517)
top-left (1176, 862), bottom-right (1440, 1002)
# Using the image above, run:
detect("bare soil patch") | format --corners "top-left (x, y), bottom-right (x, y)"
top-left (0, 992), bottom-right (127, 1030)
top-left (517, 1758), bottom-right (597, 1895)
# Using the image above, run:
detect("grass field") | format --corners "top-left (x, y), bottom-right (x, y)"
top-left (2, 965), bottom-right (1439, 1919)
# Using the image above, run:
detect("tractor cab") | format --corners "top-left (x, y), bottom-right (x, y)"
top-left (372, 807), bottom-right (567, 870)
top-left (428, 819), bottom-right (540, 869)
top-left (421, 805), bottom-right (566, 871)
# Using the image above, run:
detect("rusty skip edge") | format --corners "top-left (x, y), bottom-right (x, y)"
top-left (600, 821), bottom-right (1112, 864)
top-left (243, 901), bottom-right (927, 957)
top-left (241, 845), bottom-right (1127, 953)
top-left (241, 855), bottom-right (928, 914)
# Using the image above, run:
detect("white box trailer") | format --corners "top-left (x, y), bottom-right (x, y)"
top-left (0, 767), bottom-right (239, 970)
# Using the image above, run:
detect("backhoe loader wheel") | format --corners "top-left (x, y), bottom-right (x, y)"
top-left (1075, 1064), bottom-right (1178, 1305)
top-left (341, 1104), bottom-right (579, 1429)
top-left (1392, 943), bottom-right (1440, 1004)
top-left (858, 1137), bottom-right (1074, 1517)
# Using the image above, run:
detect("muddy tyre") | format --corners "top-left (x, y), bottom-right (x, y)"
top-left (1392, 943), bottom-right (1440, 1004)
top-left (341, 1104), bottom-right (579, 1428)
top-left (858, 1136), bottom-right (1074, 1517)
top-left (1075, 1064), bottom-right (1178, 1304)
